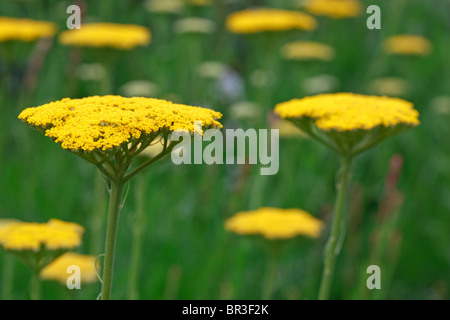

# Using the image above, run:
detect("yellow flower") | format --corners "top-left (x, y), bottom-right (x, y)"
top-left (59, 23), bottom-right (151, 50)
top-left (186, 0), bottom-right (211, 6)
top-left (383, 34), bottom-right (432, 56)
top-left (367, 77), bottom-right (409, 97)
top-left (146, 0), bottom-right (184, 14)
top-left (0, 219), bottom-right (84, 252)
top-left (173, 17), bottom-right (216, 34)
top-left (281, 41), bottom-right (335, 61)
top-left (0, 16), bottom-right (57, 42)
top-left (18, 95), bottom-right (222, 152)
top-left (275, 93), bottom-right (419, 156)
top-left (40, 252), bottom-right (98, 285)
top-left (226, 9), bottom-right (317, 34)
top-left (275, 93), bottom-right (419, 132)
top-left (302, 0), bottom-right (362, 19)
top-left (225, 207), bottom-right (323, 239)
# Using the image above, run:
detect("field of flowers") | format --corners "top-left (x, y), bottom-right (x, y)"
top-left (0, 0), bottom-right (449, 300)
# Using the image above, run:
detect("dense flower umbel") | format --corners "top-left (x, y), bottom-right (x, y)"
top-left (59, 23), bottom-right (151, 49)
top-left (275, 93), bottom-right (419, 155)
top-left (225, 207), bottom-right (323, 240)
top-left (0, 16), bottom-right (57, 42)
top-left (40, 252), bottom-right (98, 285)
top-left (383, 34), bottom-right (432, 56)
top-left (19, 95), bottom-right (222, 152)
top-left (0, 219), bottom-right (84, 252)
top-left (303, 0), bottom-right (362, 19)
top-left (226, 9), bottom-right (317, 34)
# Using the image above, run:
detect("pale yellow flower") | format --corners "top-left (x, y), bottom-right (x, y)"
top-left (383, 34), bottom-right (432, 56)
top-left (40, 252), bottom-right (98, 285)
top-left (281, 41), bottom-right (335, 61)
top-left (225, 207), bottom-right (323, 239)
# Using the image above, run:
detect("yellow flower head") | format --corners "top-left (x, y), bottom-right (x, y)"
top-left (186, 0), bottom-right (211, 6)
top-left (19, 95), bottom-right (222, 152)
top-left (383, 34), bottom-right (432, 56)
top-left (226, 9), bottom-right (317, 34)
top-left (40, 252), bottom-right (98, 285)
top-left (0, 219), bottom-right (84, 252)
top-left (275, 93), bottom-right (419, 155)
top-left (303, 0), bottom-right (362, 19)
top-left (59, 23), bottom-right (151, 50)
top-left (225, 207), bottom-right (323, 240)
top-left (0, 16), bottom-right (57, 42)
top-left (281, 41), bottom-right (335, 61)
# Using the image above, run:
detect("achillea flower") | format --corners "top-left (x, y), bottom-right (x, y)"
top-left (225, 207), bottom-right (323, 239)
top-left (59, 23), bottom-right (151, 50)
top-left (275, 93), bottom-right (420, 300)
top-left (145, 0), bottom-right (184, 14)
top-left (281, 41), bottom-right (335, 61)
top-left (19, 95), bottom-right (222, 300)
top-left (226, 9), bottom-right (317, 34)
top-left (186, 0), bottom-right (211, 6)
top-left (383, 34), bottom-right (432, 56)
top-left (40, 252), bottom-right (98, 285)
top-left (0, 219), bottom-right (84, 252)
top-left (275, 93), bottom-right (419, 155)
top-left (18, 95), bottom-right (222, 152)
top-left (367, 77), bottom-right (409, 97)
top-left (302, 0), bottom-right (362, 19)
top-left (173, 17), bottom-right (216, 34)
top-left (0, 16), bottom-right (57, 42)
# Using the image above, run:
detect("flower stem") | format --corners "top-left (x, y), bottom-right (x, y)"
top-left (262, 252), bottom-right (278, 300)
top-left (101, 179), bottom-right (126, 300)
top-left (30, 270), bottom-right (41, 300)
top-left (127, 174), bottom-right (146, 300)
top-left (318, 155), bottom-right (353, 300)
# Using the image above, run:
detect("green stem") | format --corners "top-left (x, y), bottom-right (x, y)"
top-left (127, 174), bottom-right (146, 300)
top-left (30, 270), bottom-right (41, 300)
top-left (318, 155), bottom-right (353, 300)
top-left (1, 256), bottom-right (14, 300)
top-left (262, 253), bottom-right (278, 300)
top-left (89, 171), bottom-right (107, 255)
top-left (100, 179), bottom-right (126, 300)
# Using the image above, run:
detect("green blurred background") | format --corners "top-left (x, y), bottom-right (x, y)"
top-left (0, 0), bottom-right (449, 300)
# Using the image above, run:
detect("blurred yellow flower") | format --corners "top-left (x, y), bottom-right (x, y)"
top-left (59, 23), bottom-right (151, 50)
top-left (19, 95), bottom-right (223, 152)
top-left (226, 9), bottom-right (317, 34)
top-left (281, 41), bottom-right (335, 61)
top-left (367, 77), bottom-right (409, 97)
top-left (225, 207), bottom-right (323, 239)
top-left (146, 0), bottom-right (184, 14)
top-left (0, 16), bottom-right (57, 42)
top-left (383, 34), bottom-right (432, 56)
top-left (0, 219), bottom-right (84, 252)
top-left (173, 17), bottom-right (216, 34)
top-left (40, 252), bottom-right (98, 285)
top-left (186, 0), bottom-right (211, 6)
top-left (302, 0), bottom-right (362, 19)
top-left (275, 93), bottom-right (419, 132)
